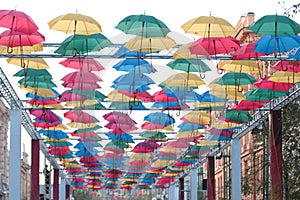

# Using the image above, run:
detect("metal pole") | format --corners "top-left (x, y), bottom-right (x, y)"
top-left (53, 169), bottom-right (59, 200)
top-left (190, 168), bottom-right (198, 200)
top-left (168, 184), bottom-right (177, 200)
top-left (9, 109), bottom-right (21, 200)
top-left (231, 139), bottom-right (242, 200)
top-left (59, 178), bottom-right (66, 200)
top-left (30, 139), bottom-right (40, 200)
top-left (207, 156), bottom-right (215, 200)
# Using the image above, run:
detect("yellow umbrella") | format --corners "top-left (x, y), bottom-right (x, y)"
top-left (125, 36), bottom-right (177, 52)
top-left (196, 140), bottom-right (219, 146)
top-left (161, 72), bottom-right (206, 88)
top-left (48, 13), bottom-right (102, 35)
top-left (173, 42), bottom-right (201, 59)
top-left (0, 43), bottom-right (43, 55)
top-left (67, 122), bottom-right (99, 129)
top-left (7, 58), bottom-right (49, 69)
top-left (163, 172), bottom-right (180, 177)
top-left (45, 138), bottom-right (69, 142)
top-left (19, 85), bottom-right (57, 98)
top-left (46, 123), bottom-right (69, 130)
top-left (208, 83), bottom-right (246, 101)
top-left (175, 130), bottom-right (203, 139)
top-left (107, 90), bottom-right (133, 102)
top-left (268, 71), bottom-right (300, 83)
top-left (30, 103), bottom-right (64, 110)
top-left (181, 111), bottom-right (211, 125)
top-left (213, 120), bottom-right (242, 129)
top-left (219, 60), bottom-right (260, 74)
top-left (181, 16), bottom-right (236, 37)
top-left (129, 153), bottom-right (152, 161)
top-left (159, 147), bottom-right (184, 153)
top-left (194, 101), bottom-right (225, 109)
top-left (151, 159), bottom-right (172, 168)
top-left (64, 99), bottom-right (99, 107)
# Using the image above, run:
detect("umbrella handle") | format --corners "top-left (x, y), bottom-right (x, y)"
top-left (6, 46), bottom-right (13, 54)
top-left (199, 72), bottom-right (206, 79)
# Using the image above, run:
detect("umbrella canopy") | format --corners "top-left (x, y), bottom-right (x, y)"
top-left (180, 111), bottom-right (211, 125)
top-left (112, 58), bottom-right (156, 74)
top-left (173, 42), bottom-right (208, 59)
top-left (268, 71), bottom-right (300, 83)
top-left (0, 43), bottom-right (43, 55)
top-left (143, 112), bottom-right (175, 126)
top-left (181, 15), bottom-right (236, 37)
top-left (254, 34), bottom-right (300, 55)
top-left (160, 72), bottom-right (206, 89)
top-left (166, 58), bottom-right (211, 73)
top-left (0, 30), bottom-right (45, 48)
top-left (272, 60), bottom-right (300, 72)
top-left (289, 47), bottom-right (300, 60)
top-left (245, 88), bottom-right (288, 101)
top-left (54, 33), bottom-right (112, 55)
top-left (223, 110), bottom-right (252, 123)
top-left (115, 14), bottom-right (171, 38)
top-left (214, 72), bottom-right (257, 86)
top-left (232, 41), bottom-right (267, 59)
top-left (218, 60), bottom-right (260, 74)
top-left (124, 36), bottom-right (177, 52)
top-left (248, 14), bottom-right (300, 36)
top-left (254, 76), bottom-right (294, 91)
top-left (59, 58), bottom-right (104, 71)
top-left (64, 110), bottom-right (98, 123)
top-left (61, 71), bottom-right (102, 83)
top-left (231, 100), bottom-right (268, 110)
top-left (7, 58), bottom-right (49, 69)
top-left (189, 36), bottom-right (240, 55)
top-left (48, 13), bottom-right (102, 35)
top-left (0, 9), bottom-right (39, 34)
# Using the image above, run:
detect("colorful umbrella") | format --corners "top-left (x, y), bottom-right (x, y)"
top-left (272, 60), bottom-right (300, 72)
top-left (7, 58), bottom-right (49, 69)
top-left (245, 88), bottom-right (288, 101)
top-left (115, 14), bottom-right (171, 38)
top-left (48, 13), bottom-right (102, 35)
top-left (254, 76), bottom-right (294, 91)
top-left (231, 100), bottom-right (268, 110)
top-left (0, 43), bottom-right (43, 55)
top-left (218, 60), bottom-right (260, 74)
top-left (268, 71), bottom-right (300, 83)
top-left (112, 58), bottom-right (156, 74)
top-left (160, 72), bottom-right (206, 89)
top-left (64, 110), bottom-right (98, 123)
top-left (0, 9), bottom-right (39, 34)
top-left (181, 15), bottom-right (236, 37)
top-left (173, 41), bottom-right (208, 59)
top-left (232, 41), bottom-right (267, 59)
top-left (288, 47), bottom-right (300, 60)
top-left (54, 33), bottom-right (112, 55)
top-left (166, 58), bottom-right (211, 73)
top-left (248, 14), bottom-right (300, 36)
top-left (59, 58), bottom-right (104, 71)
top-left (0, 30), bottom-right (45, 48)
top-left (223, 109), bottom-right (252, 123)
top-left (61, 71), bottom-right (102, 83)
top-left (214, 72), bottom-right (257, 87)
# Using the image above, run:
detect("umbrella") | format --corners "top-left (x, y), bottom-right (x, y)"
top-left (272, 60), bottom-right (300, 72)
top-left (48, 13), bottom-right (102, 35)
top-left (232, 41), bottom-right (267, 59)
top-left (245, 88), bottom-right (288, 101)
top-left (181, 15), bottom-right (236, 37)
top-left (254, 76), bottom-right (294, 91)
top-left (115, 14), bottom-right (171, 38)
top-left (61, 71), bottom-right (102, 83)
top-left (59, 58), bottom-right (104, 71)
top-left (0, 43), bottom-right (43, 55)
top-left (289, 47), bottom-right (300, 60)
top-left (189, 36), bottom-right (240, 56)
top-left (208, 83), bottom-right (246, 101)
top-left (29, 109), bottom-right (61, 123)
top-left (7, 58), bottom-right (49, 69)
top-left (54, 33), bottom-right (112, 55)
top-left (0, 30), bottom-right (45, 48)
top-left (268, 71), bottom-right (300, 83)
top-left (231, 100), bottom-right (268, 110)
top-left (248, 14), bottom-right (300, 36)
top-left (112, 58), bottom-right (156, 74)
top-left (214, 72), bottom-right (257, 87)
top-left (254, 34), bottom-right (300, 55)
top-left (143, 112), bottom-right (175, 126)
top-left (0, 9), bottom-right (39, 34)
top-left (64, 110), bottom-right (98, 123)
top-left (131, 141), bottom-right (157, 153)
top-left (173, 42), bottom-right (209, 59)
top-left (223, 110), bottom-right (252, 123)
top-left (218, 60), bottom-right (260, 74)
top-left (160, 72), bottom-right (206, 89)
top-left (19, 85), bottom-right (57, 98)
top-left (166, 58), bottom-right (211, 73)
top-left (124, 36), bottom-right (177, 52)
top-left (180, 111), bottom-right (211, 125)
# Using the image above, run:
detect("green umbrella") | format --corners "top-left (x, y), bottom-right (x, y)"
top-left (115, 14), bottom-right (171, 38)
top-left (14, 68), bottom-right (52, 77)
top-left (54, 33), bottom-right (112, 55)
top-left (214, 72), bottom-right (257, 86)
top-left (248, 14), bottom-right (300, 36)
top-left (45, 140), bottom-right (72, 147)
top-left (166, 59), bottom-right (211, 73)
top-left (18, 78), bottom-right (57, 88)
top-left (245, 88), bottom-right (288, 102)
top-left (70, 89), bottom-right (107, 100)
top-left (223, 110), bottom-right (252, 123)
top-left (140, 131), bottom-right (167, 140)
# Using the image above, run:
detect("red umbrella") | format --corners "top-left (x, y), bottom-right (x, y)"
top-left (104, 122), bottom-right (138, 133)
top-left (129, 160), bottom-right (150, 166)
top-left (27, 98), bottom-right (61, 107)
top-left (79, 156), bottom-right (100, 163)
top-left (33, 121), bottom-right (62, 128)
top-left (118, 90), bottom-right (154, 102)
top-left (0, 30), bottom-right (45, 48)
top-left (272, 60), bottom-right (300, 72)
top-left (189, 36), bottom-right (240, 55)
top-left (59, 90), bottom-right (87, 102)
top-left (131, 141), bottom-right (156, 153)
top-left (152, 89), bottom-right (178, 102)
top-left (103, 111), bottom-right (136, 122)
top-left (102, 152), bottom-right (124, 159)
top-left (207, 127), bottom-right (234, 137)
top-left (61, 71), bottom-right (102, 83)
top-left (48, 146), bottom-right (70, 156)
top-left (231, 100), bottom-right (269, 111)
top-left (62, 82), bottom-right (101, 90)
top-left (64, 110), bottom-right (97, 123)
top-left (29, 109), bottom-right (60, 122)
top-left (232, 41), bottom-right (266, 59)
top-left (0, 10), bottom-right (39, 34)
top-left (254, 76), bottom-right (294, 91)
top-left (59, 58), bottom-right (105, 71)
top-left (141, 122), bottom-right (168, 130)
top-left (164, 140), bottom-right (189, 148)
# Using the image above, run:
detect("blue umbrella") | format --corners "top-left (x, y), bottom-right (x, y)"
top-left (26, 88), bottom-right (60, 99)
top-left (177, 121), bottom-right (206, 131)
top-left (254, 34), bottom-right (300, 54)
top-left (38, 130), bottom-right (69, 140)
top-left (288, 47), bottom-right (300, 60)
top-left (113, 58), bottom-right (156, 73)
top-left (144, 112), bottom-right (175, 126)
top-left (113, 45), bottom-right (152, 57)
top-left (105, 133), bottom-right (134, 143)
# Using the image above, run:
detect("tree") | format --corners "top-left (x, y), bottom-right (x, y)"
top-left (278, 0), bottom-right (300, 17)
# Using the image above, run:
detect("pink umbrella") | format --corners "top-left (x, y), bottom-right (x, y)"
top-left (59, 90), bottom-right (87, 102)
top-left (0, 10), bottom-right (39, 34)
top-left (62, 82), bottom-right (101, 90)
top-left (59, 58), bottom-right (105, 71)
top-left (61, 71), bottom-right (102, 83)
top-left (118, 90), bottom-right (154, 102)
top-left (189, 36), bottom-right (240, 55)
top-left (29, 109), bottom-right (60, 122)
top-left (141, 122), bottom-right (167, 130)
top-left (33, 121), bottom-right (62, 128)
top-left (48, 146), bottom-right (70, 156)
top-left (232, 41), bottom-right (266, 59)
top-left (103, 111), bottom-right (137, 125)
top-left (272, 60), bottom-right (300, 72)
top-left (231, 100), bottom-right (269, 111)
top-left (0, 30), bottom-right (45, 48)
top-left (164, 140), bottom-right (189, 148)
top-left (64, 110), bottom-right (97, 123)
top-left (254, 76), bottom-right (294, 91)
top-left (104, 122), bottom-right (138, 133)
top-left (131, 141), bottom-right (156, 153)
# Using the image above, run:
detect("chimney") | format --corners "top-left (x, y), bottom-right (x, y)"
top-left (244, 12), bottom-right (255, 27)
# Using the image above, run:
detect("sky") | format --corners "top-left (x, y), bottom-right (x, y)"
top-left (0, 0), bottom-right (298, 170)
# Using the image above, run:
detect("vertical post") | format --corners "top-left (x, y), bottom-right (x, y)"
top-left (66, 184), bottom-right (70, 200)
top-left (53, 169), bottom-right (59, 200)
top-left (168, 184), bottom-right (176, 200)
top-left (59, 177), bottom-right (66, 200)
top-left (231, 138), bottom-right (242, 200)
top-left (269, 110), bottom-right (283, 200)
top-left (30, 139), bottom-right (40, 200)
top-left (207, 156), bottom-right (215, 200)
top-left (9, 109), bottom-right (22, 200)
top-left (179, 177), bottom-right (184, 200)
top-left (190, 168), bottom-right (198, 200)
